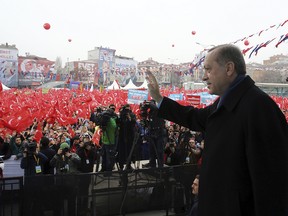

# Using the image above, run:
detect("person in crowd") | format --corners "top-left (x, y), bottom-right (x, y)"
top-left (48, 137), bottom-right (58, 152)
top-left (146, 100), bottom-right (166, 168)
top-left (10, 133), bottom-right (25, 160)
top-left (0, 136), bottom-right (12, 160)
top-left (146, 44), bottom-right (288, 215)
top-left (50, 142), bottom-right (81, 174)
top-left (70, 135), bottom-right (81, 153)
top-left (20, 141), bottom-right (48, 176)
top-left (100, 108), bottom-right (118, 172)
top-left (50, 142), bottom-right (81, 215)
top-left (184, 138), bottom-right (201, 165)
top-left (117, 104), bottom-right (137, 170)
top-left (76, 137), bottom-right (98, 215)
top-left (90, 107), bottom-right (102, 124)
top-left (187, 175), bottom-right (199, 216)
top-left (40, 136), bottom-right (56, 175)
top-left (164, 139), bottom-right (181, 166)
top-left (20, 141), bottom-right (48, 216)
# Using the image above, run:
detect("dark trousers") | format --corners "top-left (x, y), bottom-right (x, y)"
top-left (101, 144), bottom-right (116, 171)
top-left (148, 135), bottom-right (164, 168)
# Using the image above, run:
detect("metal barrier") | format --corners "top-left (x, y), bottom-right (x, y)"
top-left (0, 177), bottom-right (23, 216)
top-left (0, 164), bottom-right (198, 216)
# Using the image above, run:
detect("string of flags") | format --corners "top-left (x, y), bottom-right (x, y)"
top-left (191, 18), bottom-right (288, 72)
top-left (232, 18), bottom-right (288, 58)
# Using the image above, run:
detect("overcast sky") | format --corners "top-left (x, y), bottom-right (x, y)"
top-left (1, 0), bottom-right (287, 65)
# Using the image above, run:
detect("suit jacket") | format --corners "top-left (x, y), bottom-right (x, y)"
top-left (158, 76), bottom-right (288, 216)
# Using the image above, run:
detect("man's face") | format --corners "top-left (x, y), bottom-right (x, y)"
top-left (203, 50), bottom-right (230, 96)
top-left (192, 178), bottom-right (199, 195)
top-left (15, 138), bottom-right (22, 146)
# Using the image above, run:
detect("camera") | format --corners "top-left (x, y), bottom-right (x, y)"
top-left (61, 147), bottom-right (69, 155)
top-left (95, 110), bottom-right (113, 130)
top-left (139, 101), bottom-right (151, 127)
top-left (60, 165), bottom-right (69, 173)
top-left (24, 142), bottom-right (37, 155)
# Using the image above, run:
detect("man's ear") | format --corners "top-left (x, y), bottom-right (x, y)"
top-left (226, 61), bottom-right (235, 77)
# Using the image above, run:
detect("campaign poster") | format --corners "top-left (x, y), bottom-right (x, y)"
top-left (18, 57), bottom-right (55, 86)
top-left (98, 48), bottom-right (115, 86)
top-left (0, 48), bottom-right (18, 87)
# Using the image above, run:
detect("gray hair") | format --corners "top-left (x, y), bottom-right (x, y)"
top-left (208, 44), bottom-right (246, 75)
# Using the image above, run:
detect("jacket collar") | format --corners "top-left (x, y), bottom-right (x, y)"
top-left (216, 75), bottom-right (255, 112)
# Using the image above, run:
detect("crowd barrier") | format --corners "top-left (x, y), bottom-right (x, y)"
top-left (0, 164), bottom-right (199, 216)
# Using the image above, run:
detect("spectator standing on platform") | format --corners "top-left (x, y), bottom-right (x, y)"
top-left (76, 137), bottom-right (98, 215)
top-left (146, 44), bottom-right (288, 215)
top-left (117, 104), bottom-right (137, 170)
top-left (50, 142), bottom-right (81, 215)
top-left (99, 108), bottom-right (118, 172)
top-left (147, 100), bottom-right (166, 168)
top-left (20, 141), bottom-right (48, 216)
top-left (40, 136), bottom-right (56, 175)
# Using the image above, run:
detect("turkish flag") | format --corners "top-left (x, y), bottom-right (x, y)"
top-left (34, 123), bottom-right (43, 143)
top-left (92, 126), bottom-right (101, 147)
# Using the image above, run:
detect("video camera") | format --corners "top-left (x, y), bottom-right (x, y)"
top-left (95, 109), bottom-right (113, 131)
top-left (61, 147), bottom-right (69, 155)
top-left (24, 141), bottom-right (37, 155)
top-left (139, 100), bottom-right (151, 126)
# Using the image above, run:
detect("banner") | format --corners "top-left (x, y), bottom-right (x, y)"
top-left (168, 93), bottom-right (183, 101)
top-left (0, 48), bottom-right (18, 87)
top-left (127, 89), bottom-right (148, 105)
top-left (186, 94), bottom-right (201, 106)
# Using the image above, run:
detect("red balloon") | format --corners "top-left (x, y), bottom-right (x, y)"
top-left (68, 39), bottom-right (72, 42)
top-left (191, 31), bottom-right (196, 35)
top-left (43, 23), bottom-right (51, 30)
top-left (244, 40), bottom-right (249, 46)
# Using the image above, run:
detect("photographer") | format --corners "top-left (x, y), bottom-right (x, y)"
top-left (20, 141), bottom-right (48, 176)
top-left (117, 104), bottom-right (137, 170)
top-left (20, 141), bottom-right (48, 216)
top-left (50, 142), bottom-right (81, 215)
top-left (141, 100), bottom-right (166, 168)
top-left (76, 136), bottom-right (98, 215)
top-left (50, 142), bottom-right (81, 174)
top-left (164, 140), bottom-right (181, 166)
top-left (98, 108), bottom-right (118, 172)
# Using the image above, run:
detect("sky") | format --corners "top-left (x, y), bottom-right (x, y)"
top-left (1, 0), bottom-right (288, 65)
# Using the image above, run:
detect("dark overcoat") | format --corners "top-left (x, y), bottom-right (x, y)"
top-left (158, 76), bottom-right (288, 216)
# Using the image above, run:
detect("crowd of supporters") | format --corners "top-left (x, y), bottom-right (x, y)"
top-left (0, 99), bottom-right (205, 215)
top-left (0, 100), bottom-right (206, 173)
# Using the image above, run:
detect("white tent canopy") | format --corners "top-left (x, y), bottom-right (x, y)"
top-left (1, 83), bottom-right (10, 90)
top-left (137, 79), bottom-right (148, 89)
top-left (121, 79), bottom-right (139, 90)
top-left (107, 80), bottom-right (121, 90)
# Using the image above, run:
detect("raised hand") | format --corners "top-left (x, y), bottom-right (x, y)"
top-left (145, 70), bottom-right (163, 103)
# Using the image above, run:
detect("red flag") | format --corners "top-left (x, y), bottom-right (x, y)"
top-left (34, 123), bottom-right (43, 143)
top-left (92, 126), bottom-right (101, 147)
top-left (67, 125), bottom-right (75, 138)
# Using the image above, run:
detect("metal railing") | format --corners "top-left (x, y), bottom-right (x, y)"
top-left (0, 164), bottom-right (199, 216)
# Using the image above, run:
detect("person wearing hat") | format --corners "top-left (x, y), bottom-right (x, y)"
top-left (50, 142), bottom-right (81, 215)
top-left (50, 142), bottom-right (81, 174)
